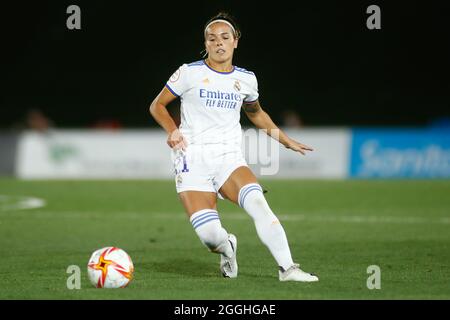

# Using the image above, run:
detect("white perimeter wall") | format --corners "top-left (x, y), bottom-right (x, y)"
top-left (16, 129), bottom-right (351, 179)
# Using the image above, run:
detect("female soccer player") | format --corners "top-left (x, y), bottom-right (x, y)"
top-left (149, 13), bottom-right (318, 282)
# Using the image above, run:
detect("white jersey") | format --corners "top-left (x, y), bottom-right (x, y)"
top-left (165, 60), bottom-right (259, 148)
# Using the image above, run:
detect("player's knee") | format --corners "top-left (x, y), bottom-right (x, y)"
top-left (238, 183), bottom-right (277, 220)
top-left (238, 183), bottom-right (263, 208)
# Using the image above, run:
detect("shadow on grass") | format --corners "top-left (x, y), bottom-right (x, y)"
top-left (146, 258), bottom-right (279, 281)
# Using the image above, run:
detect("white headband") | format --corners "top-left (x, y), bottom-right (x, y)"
top-left (204, 19), bottom-right (236, 37)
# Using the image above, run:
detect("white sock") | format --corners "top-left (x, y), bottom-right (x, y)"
top-left (238, 183), bottom-right (294, 271)
top-left (190, 209), bottom-right (233, 258)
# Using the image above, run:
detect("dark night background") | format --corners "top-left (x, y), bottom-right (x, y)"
top-left (1, 0), bottom-right (449, 129)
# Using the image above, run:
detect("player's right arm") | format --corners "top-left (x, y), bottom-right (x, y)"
top-left (149, 87), bottom-right (187, 150)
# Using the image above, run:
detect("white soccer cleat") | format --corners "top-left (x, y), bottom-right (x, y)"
top-left (220, 234), bottom-right (238, 278)
top-left (279, 263), bottom-right (319, 282)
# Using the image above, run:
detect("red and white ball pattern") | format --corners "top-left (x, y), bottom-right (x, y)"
top-left (87, 247), bottom-right (134, 288)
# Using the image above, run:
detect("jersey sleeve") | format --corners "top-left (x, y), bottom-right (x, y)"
top-left (244, 74), bottom-right (259, 103)
top-left (165, 64), bottom-right (190, 97)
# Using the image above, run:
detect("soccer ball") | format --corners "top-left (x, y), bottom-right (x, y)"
top-left (87, 246), bottom-right (134, 288)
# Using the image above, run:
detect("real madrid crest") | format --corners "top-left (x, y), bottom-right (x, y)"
top-left (234, 80), bottom-right (241, 91)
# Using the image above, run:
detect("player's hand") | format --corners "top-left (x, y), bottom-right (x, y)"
top-left (285, 138), bottom-right (313, 155)
top-left (167, 129), bottom-right (188, 151)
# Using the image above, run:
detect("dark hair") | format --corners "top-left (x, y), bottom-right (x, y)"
top-left (204, 12), bottom-right (241, 40)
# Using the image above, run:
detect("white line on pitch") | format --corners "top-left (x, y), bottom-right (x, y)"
top-left (13, 210), bottom-right (450, 224)
top-left (0, 195), bottom-right (46, 211)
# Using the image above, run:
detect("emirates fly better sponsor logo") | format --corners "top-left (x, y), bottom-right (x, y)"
top-left (199, 89), bottom-right (242, 109)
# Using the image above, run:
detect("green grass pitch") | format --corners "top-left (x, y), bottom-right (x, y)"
top-left (0, 179), bottom-right (449, 299)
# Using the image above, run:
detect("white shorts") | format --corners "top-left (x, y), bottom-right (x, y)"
top-left (172, 144), bottom-right (248, 197)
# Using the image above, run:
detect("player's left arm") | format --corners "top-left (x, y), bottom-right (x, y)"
top-left (242, 101), bottom-right (313, 155)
